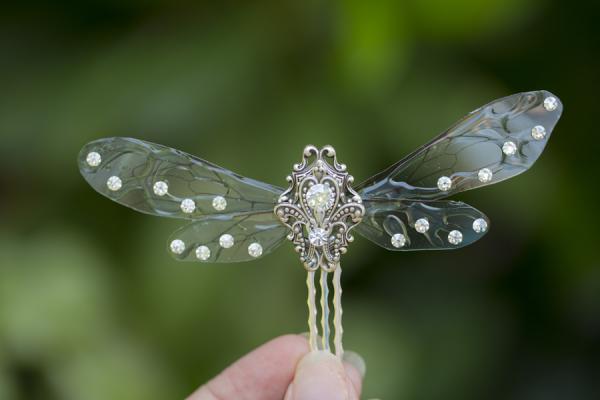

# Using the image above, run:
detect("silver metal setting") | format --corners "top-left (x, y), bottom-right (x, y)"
top-left (275, 145), bottom-right (365, 272)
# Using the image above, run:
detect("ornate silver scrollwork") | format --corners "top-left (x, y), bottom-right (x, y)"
top-left (274, 145), bottom-right (364, 271)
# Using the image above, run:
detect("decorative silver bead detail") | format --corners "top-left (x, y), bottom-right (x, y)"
top-left (448, 230), bottom-right (463, 245)
top-left (212, 196), bottom-right (227, 211)
top-left (543, 96), bottom-right (558, 111)
top-left (106, 176), bottom-right (122, 191)
top-left (219, 234), bottom-right (234, 248)
top-left (170, 239), bottom-right (185, 255)
top-left (153, 181), bottom-right (168, 196)
top-left (180, 198), bottom-right (196, 214)
top-left (414, 218), bottom-right (429, 233)
top-left (86, 151), bottom-right (101, 167)
top-left (391, 233), bottom-right (406, 248)
top-left (195, 245), bottom-right (211, 260)
top-left (502, 141), bottom-right (517, 156)
top-left (531, 125), bottom-right (546, 140)
top-left (478, 168), bottom-right (493, 183)
top-left (248, 242), bottom-right (263, 258)
top-left (437, 176), bottom-right (452, 192)
top-left (473, 218), bottom-right (488, 233)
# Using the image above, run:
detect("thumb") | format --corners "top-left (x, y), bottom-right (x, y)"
top-left (284, 351), bottom-right (364, 400)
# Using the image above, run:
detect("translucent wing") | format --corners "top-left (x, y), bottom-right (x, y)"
top-left (356, 199), bottom-right (489, 251)
top-left (78, 137), bottom-right (283, 218)
top-left (168, 211), bottom-right (288, 263)
top-left (78, 137), bottom-right (288, 262)
top-left (357, 90), bottom-right (563, 201)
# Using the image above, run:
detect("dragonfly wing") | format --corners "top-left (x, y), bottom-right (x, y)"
top-left (356, 199), bottom-right (489, 251)
top-left (78, 137), bottom-right (283, 219)
top-left (357, 90), bottom-right (563, 201)
top-left (168, 211), bottom-right (288, 262)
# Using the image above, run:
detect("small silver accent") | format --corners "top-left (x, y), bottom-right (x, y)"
top-left (391, 233), bottom-right (406, 248)
top-left (180, 198), bottom-right (196, 214)
top-left (543, 96), bottom-right (558, 111)
top-left (196, 245), bottom-right (211, 260)
top-left (212, 196), bottom-right (227, 211)
top-left (153, 181), bottom-right (168, 196)
top-left (531, 125), bottom-right (546, 140)
top-left (502, 141), bottom-right (517, 156)
top-left (437, 176), bottom-right (452, 192)
top-left (478, 168), bottom-right (493, 183)
top-left (248, 242), bottom-right (263, 258)
top-left (219, 234), bottom-right (234, 249)
top-left (473, 218), bottom-right (488, 233)
top-left (448, 230), bottom-right (463, 245)
top-left (414, 218), bottom-right (429, 233)
top-left (106, 176), bottom-right (122, 191)
top-left (86, 151), bottom-right (101, 167)
top-left (170, 239), bottom-right (185, 255)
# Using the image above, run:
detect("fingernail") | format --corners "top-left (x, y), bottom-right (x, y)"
top-left (343, 351), bottom-right (366, 378)
top-left (292, 351), bottom-right (349, 400)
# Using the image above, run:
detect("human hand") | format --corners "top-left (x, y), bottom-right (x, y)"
top-left (187, 334), bottom-right (366, 400)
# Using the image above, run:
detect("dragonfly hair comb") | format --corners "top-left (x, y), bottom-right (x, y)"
top-left (79, 90), bottom-right (562, 358)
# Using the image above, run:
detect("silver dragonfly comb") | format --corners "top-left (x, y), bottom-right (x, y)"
top-left (79, 90), bottom-right (562, 358)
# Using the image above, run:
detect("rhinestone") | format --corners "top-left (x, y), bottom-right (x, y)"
top-left (309, 228), bottom-right (329, 246)
top-left (86, 151), bottom-right (101, 167)
top-left (502, 141), bottom-right (517, 156)
top-left (473, 218), bottom-right (488, 233)
top-left (195, 245), bottom-right (211, 260)
top-left (180, 198), bottom-right (196, 214)
top-left (391, 233), bottom-right (406, 248)
top-left (212, 196), bottom-right (227, 211)
top-left (478, 168), bottom-right (493, 183)
top-left (437, 176), bottom-right (452, 192)
top-left (448, 230), bottom-right (463, 245)
top-left (219, 234), bottom-right (234, 248)
top-left (414, 218), bottom-right (429, 233)
top-left (170, 239), bottom-right (185, 255)
top-left (306, 184), bottom-right (334, 212)
top-left (531, 125), bottom-right (546, 140)
top-left (153, 181), bottom-right (168, 196)
top-left (544, 96), bottom-right (558, 111)
top-left (248, 242), bottom-right (263, 258)
top-left (106, 176), bottom-right (122, 191)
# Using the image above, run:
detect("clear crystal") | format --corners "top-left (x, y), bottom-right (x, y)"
top-left (544, 96), bottom-right (558, 111)
top-left (86, 151), bottom-right (101, 167)
top-left (153, 181), bottom-right (168, 196)
top-left (106, 176), bottom-right (122, 191)
top-left (219, 234), bottom-right (234, 248)
top-left (308, 227), bottom-right (329, 246)
top-left (195, 245), bottom-right (211, 260)
top-left (531, 125), bottom-right (546, 140)
top-left (414, 218), bottom-right (429, 233)
top-left (248, 242), bottom-right (263, 258)
top-left (306, 184), bottom-right (334, 211)
top-left (212, 196), bottom-right (227, 211)
top-left (391, 233), bottom-right (406, 248)
top-left (448, 230), bottom-right (463, 245)
top-left (478, 168), bottom-right (493, 183)
top-left (472, 218), bottom-right (488, 233)
top-left (180, 198), bottom-right (196, 214)
top-left (170, 239), bottom-right (185, 254)
top-left (502, 141), bottom-right (517, 156)
top-left (437, 176), bottom-right (452, 191)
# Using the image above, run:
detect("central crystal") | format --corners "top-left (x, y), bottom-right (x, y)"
top-left (306, 183), bottom-right (333, 211)
top-left (308, 228), bottom-right (329, 246)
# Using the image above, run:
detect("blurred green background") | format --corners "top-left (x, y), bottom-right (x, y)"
top-left (1, 1), bottom-right (599, 399)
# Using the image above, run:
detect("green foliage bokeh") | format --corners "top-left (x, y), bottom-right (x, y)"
top-left (1, 1), bottom-right (599, 399)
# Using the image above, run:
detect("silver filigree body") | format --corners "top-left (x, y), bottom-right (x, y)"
top-left (275, 145), bottom-right (364, 271)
